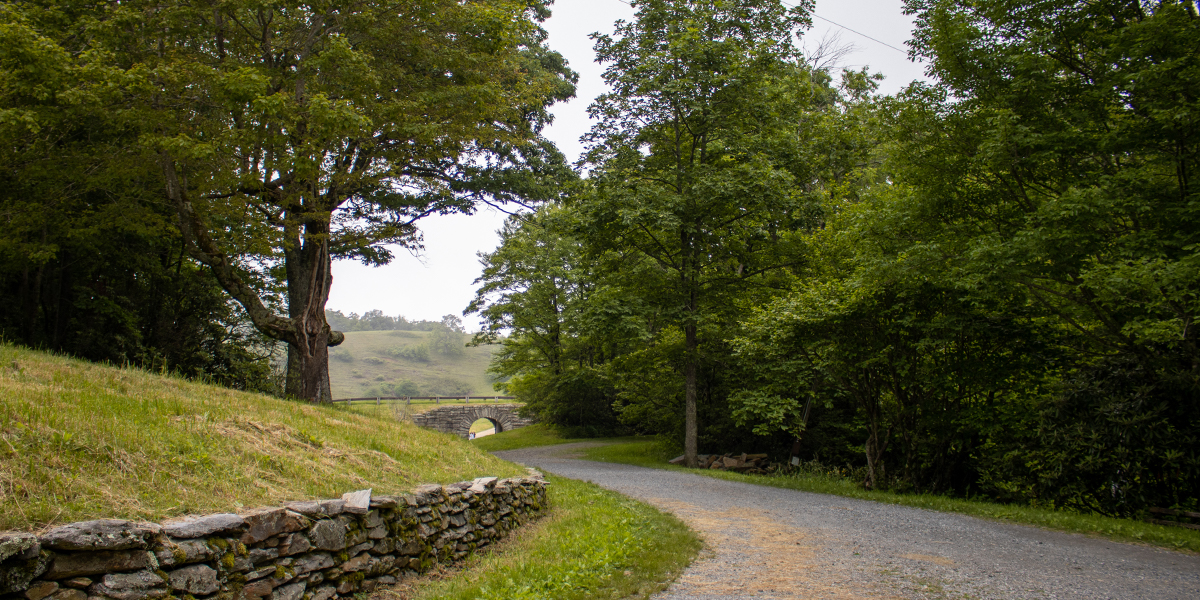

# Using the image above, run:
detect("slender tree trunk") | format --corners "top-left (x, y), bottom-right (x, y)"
top-left (684, 319), bottom-right (699, 468)
top-left (865, 435), bottom-right (878, 489)
top-left (19, 265), bottom-right (43, 345)
top-left (20, 230), bottom-right (47, 344)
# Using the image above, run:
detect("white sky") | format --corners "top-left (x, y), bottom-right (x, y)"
top-left (327, 0), bottom-right (929, 330)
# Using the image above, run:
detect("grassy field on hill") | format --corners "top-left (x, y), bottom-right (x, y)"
top-left (328, 330), bottom-right (499, 400)
top-left (0, 343), bottom-right (522, 531)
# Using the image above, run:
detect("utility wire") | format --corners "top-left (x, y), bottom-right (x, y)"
top-left (604, 0), bottom-right (911, 57)
top-left (808, 12), bottom-right (909, 55)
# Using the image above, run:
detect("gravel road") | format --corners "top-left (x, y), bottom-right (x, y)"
top-left (495, 443), bottom-right (1200, 600)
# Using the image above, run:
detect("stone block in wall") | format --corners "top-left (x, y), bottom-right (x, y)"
top-left (160, 514), bottom-right (244, 539)
top-left (41, 522), bottom-right (158, 552)
top-left (291, 552), bottom-right (334, 576)
top-left (308, 520), bottom-right (346, 552)
top-left (310, 585), bottom-right (336, 600)
top-left (340, 490), bottom-right (371, 515)
top-left (412, 485), bottom-right (443, 506)
top-left (166, 564), bottom-right (218, 595)
top-left (42, 550), bottom-right (152, 580)
top-left (240, 509), bottom-right (308, 545)
top-left (238, 578), bottom-right (273, 600)
top-left (153, 539), bottom-right (213, 568)
top-left (276, 533), bottom-right (310, 557)
top-left (275, 581), bottom-right (306, 600)
top-left (0, 535), bottom-right (38, 564)
top-left (369, 496), bottom-right (399, 509)
top-left (46, 588), bottom-right (84, 600)
top-left (87, 570), bottom-right (167, 600)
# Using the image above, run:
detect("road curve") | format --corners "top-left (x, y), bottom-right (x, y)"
top-left (495, 443), bottom-right (1200, 600)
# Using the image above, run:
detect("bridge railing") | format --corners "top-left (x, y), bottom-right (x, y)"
top-left (332, 396), bottom-right (517, 406)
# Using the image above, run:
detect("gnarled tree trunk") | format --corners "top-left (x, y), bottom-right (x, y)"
top-left (160, 155), bottom-right (344, 402)
top-left (283, 217), bottom-right (343, 402)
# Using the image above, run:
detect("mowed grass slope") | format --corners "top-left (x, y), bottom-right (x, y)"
top-left (0, 343), bottom-right (523, 532)
top-left (328, 331), bottom-right (498, 400)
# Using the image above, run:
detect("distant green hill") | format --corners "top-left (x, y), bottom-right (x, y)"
top-left (328, 330), bottom-right (500, 399)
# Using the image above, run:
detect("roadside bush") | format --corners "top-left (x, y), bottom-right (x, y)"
top-left (978, 354), bottom-right (1200, 517)
top-left (387, 344), bottom-right (430, 362)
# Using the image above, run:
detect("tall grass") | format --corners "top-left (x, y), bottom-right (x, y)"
top-left (0, 344), bottom-right (523, 530)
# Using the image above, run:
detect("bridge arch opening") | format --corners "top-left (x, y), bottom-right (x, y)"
top-left (468, 417), bottom-right (500, 440)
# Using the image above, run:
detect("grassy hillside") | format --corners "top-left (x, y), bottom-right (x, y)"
top-left (0, 343), bottom-right (523, 531)
top-left (328, 330), bottom-right (499, 400)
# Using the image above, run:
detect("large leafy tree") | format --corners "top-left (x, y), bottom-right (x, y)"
top-left (467, 207), bottom-right (635, 432)
top-left (0, 3), bottom-right (279, 388)
top-left (578, 0), bottom-right (816, 465)
top-left (896, 0), bottom-right (1199, 363)
top-left (76, 0), bottom-right (577, 400)
top-left (883, 0), bottom-right (1200, 511)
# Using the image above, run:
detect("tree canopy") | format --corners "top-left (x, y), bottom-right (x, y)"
top-left (1, 0), bottom-right (577, 400)
top-left (469, 0), bottom-right (1200, 515)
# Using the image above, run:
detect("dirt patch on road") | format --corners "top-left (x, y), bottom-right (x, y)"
top-left (647, 497), bottom-right (899, 599)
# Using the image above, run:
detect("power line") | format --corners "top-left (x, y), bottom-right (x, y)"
top-left (808, 12), bottom-right (909, 55)
top-left (603, 0), bottom-right (911, 57)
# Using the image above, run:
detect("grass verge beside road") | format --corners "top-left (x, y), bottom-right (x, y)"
top-left (390, 475), bottom-right (701, 600)
top-left (471, 423), bottom-right (587, 452)
top-left (581, 440), bottom-right (1200, 554)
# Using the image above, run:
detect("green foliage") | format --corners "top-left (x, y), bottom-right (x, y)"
top-left (0, 2), bottom-right (281, 392)
top-left (428, 317), bottom-right (466, 357)
top-left (423, 377), bottom-right (473, 397)
top-left (325, 310), bottom-right (443, 333)
top-left (372, 379), bottom-right (421, 398)
top-left (579, 0), bottom-right (819, 459)
top-left (470, 0), bottom-right (1200, 517)
top-left (977, 355), bottom-right (1200, 516)
top-left (1, 0), bottom-right (578, 401)
top-left (387, 344), bottom-right (430, 363)
top-left (468, 209), bottom-right (628, 434)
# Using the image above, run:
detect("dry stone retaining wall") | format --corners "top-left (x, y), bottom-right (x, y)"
top-left (0, 474), bottom-right (547, 600)
top-left (411, 404), bottom-right (535, 438)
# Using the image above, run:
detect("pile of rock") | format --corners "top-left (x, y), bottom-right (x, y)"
top-left (0, 475), bottom-right (547, 600)
top-left (669, 453), bottom-right (775, 474)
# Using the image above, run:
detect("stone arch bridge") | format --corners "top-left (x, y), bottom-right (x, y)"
top-left (411, 403), bottom-right (535, 438)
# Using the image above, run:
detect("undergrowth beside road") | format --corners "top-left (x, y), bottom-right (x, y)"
top-left (583, 440), bottom-right (1200, 554)
top-left (0, 343), bottom-right (524, 530)
top-left (391, 475), bottom-right (701, 600)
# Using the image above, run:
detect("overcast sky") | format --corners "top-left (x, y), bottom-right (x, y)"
top-left (326, 0), bottom-right (929, 329)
